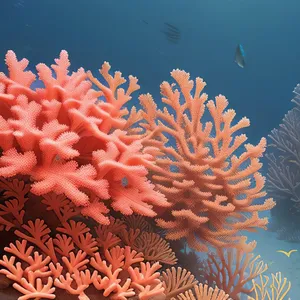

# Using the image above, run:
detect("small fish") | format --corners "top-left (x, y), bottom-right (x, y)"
top-left (276, 249), bottom-right (298, 257)
top-left (14, 0), bottom-right (25, 8)
top-left (121, 177), bottom-right (129, 187)
top-left (161, 22), bottom-right (181, 44)
top-left (234, 44), bottom-right (246, 68)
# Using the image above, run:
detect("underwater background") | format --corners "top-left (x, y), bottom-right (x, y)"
top-left (0, 0), bottom-right (300, 299)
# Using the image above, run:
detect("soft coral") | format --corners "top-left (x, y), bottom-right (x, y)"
top-left (0, 51), bottom-right (169, 223)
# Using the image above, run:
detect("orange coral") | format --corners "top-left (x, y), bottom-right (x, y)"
top-left (133, 232), bottom-right (177, 265)
top-left (0, 178), bottom-right (179, 300)
top-left (139, 69), bottom-right (275, 251)
top-left (202, 244), bottom-right (268, 298)
top-left (174, 283), bottom-right (230, 300)
top-left (0, 51), bottom-right (279, 299)
top-left (161, 267), bottom-right (198, 299)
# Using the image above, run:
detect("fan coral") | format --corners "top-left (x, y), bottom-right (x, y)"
top-left (201, 244), bottom-right (268, 298)
top-left (173, 283), bottom-right (230, 300)
top-left (0, 51), bottom-right (169, 224)
top-left (266, 83), bottom-right (300, 237)
top-left (139, 70), bottom-right (275, 251)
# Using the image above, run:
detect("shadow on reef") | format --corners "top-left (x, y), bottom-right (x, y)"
top-left (267, 83), bottom-right (300, 243)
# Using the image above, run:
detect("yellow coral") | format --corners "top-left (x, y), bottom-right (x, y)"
top-left (248, 272), bottom-right (291, 300)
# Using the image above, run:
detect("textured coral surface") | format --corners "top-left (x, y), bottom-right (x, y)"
top-left (139, 70), bottom-right (275, 251)
top-left (0, 50), bottom-right (169, 225)
top-left (0, 51), bottom-right (288, 300)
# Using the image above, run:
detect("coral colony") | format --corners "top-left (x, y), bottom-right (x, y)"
top-left (0, 51), bottom-right (291, 299)
top-left (266, 83), bottom-right (300, 243)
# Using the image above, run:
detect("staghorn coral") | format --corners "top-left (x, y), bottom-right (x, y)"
top-left (138, 69), bottom-right (275, 251)
top-left (0, 177), bottom-right (251, 300)
top-left (0, 177), bottom-right (177, 299)
top-left (0, 50), bottom-right (169, 225)
top-left (248, 272), bottom-right (291, 300)
top-left (201, 243), bottom-right (268, 299)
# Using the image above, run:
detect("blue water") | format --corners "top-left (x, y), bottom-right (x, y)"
top-left (1, 0), bottom-right (300, 299)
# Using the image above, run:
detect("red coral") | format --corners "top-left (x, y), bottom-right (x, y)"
top-left (0, 51), bottom-right (169, 223)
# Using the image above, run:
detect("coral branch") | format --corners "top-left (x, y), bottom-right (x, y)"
top-left (140, 70), bottom-right (275, 251)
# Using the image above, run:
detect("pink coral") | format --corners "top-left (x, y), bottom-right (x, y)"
top-left (0, 51), bottom-right (169, 224)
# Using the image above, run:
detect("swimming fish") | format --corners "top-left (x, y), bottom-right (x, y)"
top-left (276, 249), bottom-right (298, 257)
top-left (234, 44), bottom-right (246, 68)
top-left (139, 19), bottom-right (181, 44)
top-left (161, 22), bottom-right (181, 44)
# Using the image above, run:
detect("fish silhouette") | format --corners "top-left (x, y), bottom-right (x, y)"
top-left (276, 249), bottom-right (298, 257)
top-left (161, 22), bottom-right (181, 44)
top-left (234, 44), bottom-right (246, 68)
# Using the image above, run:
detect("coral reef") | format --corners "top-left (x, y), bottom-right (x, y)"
top-left (266, 83), bottom-right (300, 241)
top-left (0, 50), bottom-right (169, 224)
top-left (201, 245), bottom-right (267, 298)
top-left (0, 176), bottom-right (225, 300)
top-left (0, 50), bottom-right (289, 299)
top-left (248, 272), bottom-right (291, 300)
top-left (137, 70), bottom-right (275, 251)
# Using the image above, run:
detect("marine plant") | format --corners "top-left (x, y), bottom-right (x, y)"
top-left (266, 83), bottom-right (300, 240)
top-left (0, 50), bottom-right (288, 299)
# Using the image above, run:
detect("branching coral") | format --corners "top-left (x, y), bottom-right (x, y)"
top-left (248, 272), bottom-right (291, 300)
top-left (173, 283), bottom-right (230, 300)
top-left (0, 177), bottom-right (176, 300)
top-left (132, 232), bottom-right (177, 265)
top-left (201, 244), bottom-right (268, 299)
top-left (0, 50), bottom-right (284, 299)
top-left (0, 176), bottom-right (264, 300)
top-left (139, 69), bottom-right (275, 251)
top-left (266, 83), bottom-right (300, 236)
top-left (0, 51), bottom-right (169, 225)
top-left (161, 267), bottom-right (198, 299)
top-left (0, 177), bottom-right (30, 231)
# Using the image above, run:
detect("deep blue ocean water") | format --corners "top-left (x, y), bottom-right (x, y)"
top-left (1, 0), bottom-right (300, 299)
